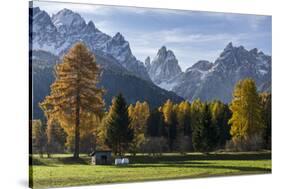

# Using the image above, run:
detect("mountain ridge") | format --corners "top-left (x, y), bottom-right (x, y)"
top-left (171, 42), bottom-right (271, 102)
top-left (146, 46), bottom-right (182, 90)
top-left (31, 7), bottom-right (150, 81)
top-left (30, 7), bottom-right (271, 115)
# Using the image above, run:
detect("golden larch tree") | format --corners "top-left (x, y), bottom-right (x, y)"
top-left (128, 101), bottom-right (150, 155)
top-left (162, 99), bottom-right (174, 124)
top-left (228, 78), bottom-right (264, 142)
top-left (40, 42), bottom-right (104, 158)
top-left (177, 101), bottom-right (191, 136)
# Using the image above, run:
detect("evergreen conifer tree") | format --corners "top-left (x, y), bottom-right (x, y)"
top-left (105, 94), bottom-right (133, 155)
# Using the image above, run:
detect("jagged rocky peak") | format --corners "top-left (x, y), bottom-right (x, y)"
top-left (173, 43), bottom-right (271, 103)
top-left (224, 42), bottom-right (234, 51)
top-left (83, 20), bottom-right (96, 33)
top-left (190, 60), bottom-right (213, 71)
top-left (249, 48), bottom-right (267, 59)
top-left (104, 31), bottom-right (131, 58)
top-left (258, 51), bottom-right (266, 56)
top-left (30, 7), bottom-right (152, 82)
top-left (112, 32), bottom-right (126, 44)
top-left (87, 20), bottom-right (96, 30)
top-left (31, 7), bottom-right (56, 33)
top-left (148, 46), bottom-right (182, 85)
top-left (216, 42), bottom-right (247, 66)
top-left (220, 42), bottom-right (248, 56)
top-left (51, 8), bottom-right (86, 34)
top-left (156, 46), bottom-right (167, 59)
top-left (154, 46), bottom-right (176, 62)
top-left (219, 42), bottom-right (235, 57)
top-left (250, 48), bottom-right (258, 55)
top-left (145, 56), bottom-right (151, 69)
top-left (152, 46), bottom-right (181, 70)
top-left (32, 7), bottom-right (42, 15)
top-left (216, 42), bottom-right (270, 67)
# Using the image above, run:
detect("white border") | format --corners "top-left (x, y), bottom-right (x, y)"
top-left (36, 0), bottom-right (273, 15)
top-left (0, 0), bottom-right (279, 189)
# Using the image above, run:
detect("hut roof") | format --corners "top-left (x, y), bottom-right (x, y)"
top-left (90, 150), bottom-right (112, 156)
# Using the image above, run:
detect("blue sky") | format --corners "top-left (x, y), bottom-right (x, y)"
top-left (34, 1), bottom-right (272, 70)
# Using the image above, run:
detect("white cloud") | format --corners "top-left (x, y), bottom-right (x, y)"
top-left (248, 16), bottom-right (269, 30)
top-left (94, 21), bottom-right (116, 36)
top-left (121, 29), bottom-right (228, 69)
top-left (33, 1), bottom-right (271, 70)
top-left (121, 28), bottom-right (270, 70)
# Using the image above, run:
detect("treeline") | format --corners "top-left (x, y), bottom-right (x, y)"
top-left (96, 78), bottom-right (271, 156)
top-left (31, 43), bottom-right (271, 158)
top-left (32, 80), bottom-right (271, 157)
top-left (97, 95), bottom-right (231, 155)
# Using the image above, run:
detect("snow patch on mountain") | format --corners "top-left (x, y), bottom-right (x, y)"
top-left (51, 8), bottom-right (87, 36)
top-left (171, 42), bottom-right (271, 102)
top-left (30, 7), bottom-right (150, 81)
top-left (146, 46), bottom-right (182, 90)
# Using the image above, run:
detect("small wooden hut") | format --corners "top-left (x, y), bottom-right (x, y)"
top-left (90, 150), bottom-right (112, 165)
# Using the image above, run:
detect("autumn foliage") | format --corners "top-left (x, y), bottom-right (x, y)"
top-left (40, 43), bottom-right (104, 158)
top-left (32, 44), bottom-right (271, 157)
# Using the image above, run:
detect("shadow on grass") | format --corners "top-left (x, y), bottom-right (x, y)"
top-left (30, 156), bottom-right (47, 166)
top-left (159, 161), bottom-right (210, 165)
top-left (118, 152), bottom-right (272, 173)
top-left (119, 163), bottom-right (271, 173)
top-left (128, 152), bottom-right (271, 164)
top-left (57, 157), bottom-right (90, 165)
top-left (30, 152), bottom-right (271, 169)
top-left (30, 156), bottom-right (91, 166)
top-left (114, 161), bottom-right (210, 168)
top-left (132, 163), bottom-right (271, 172)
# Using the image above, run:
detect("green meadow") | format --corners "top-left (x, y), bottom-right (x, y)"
top-left (30, 152), bottom-right (271, 189)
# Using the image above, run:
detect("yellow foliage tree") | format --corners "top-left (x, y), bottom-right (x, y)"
top-left (161, 99), bottom-right (178, 150)
top-left (40, 42), bottom-right (104, 158)
top-left (32, 120), bottom-right (46, 157)
top-left (229, 78), bottom-right (264, 142)
top-left (190, 99), bottom-right (204, 128)
top-left (128, 101), bottom-right (150, 155)
top-left (96, 112), bottom-right (109, 150)
top-left (162, 99), bottom-right (174, 124)
top-left (177, 101), bottom-right (191, 136)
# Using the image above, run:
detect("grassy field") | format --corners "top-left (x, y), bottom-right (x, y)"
top-left (30, 152), bottom-right (271, 188)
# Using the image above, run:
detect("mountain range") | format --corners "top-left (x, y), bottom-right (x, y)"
top-left (30, 7), bottom-right (271, 119)
top-left (30, 7), bottom-right (183, 119)
top-left (31, 7), bottom-right (150, 81)
top-left (146, 42), bottom-right (271, 102)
